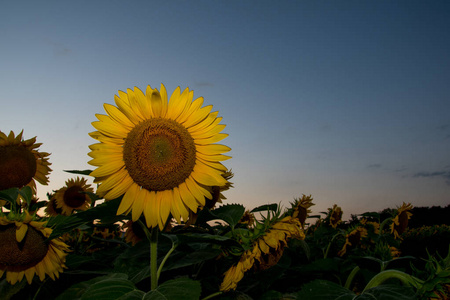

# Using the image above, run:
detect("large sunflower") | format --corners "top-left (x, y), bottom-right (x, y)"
top-left (0, 213), bottom-right (70, 284)
top-left (55, 177), bottom-right (94, 216)
top-left (88, 84), bottom-right (231, 229)
top-left (0, 130), bottom-right (51, 192)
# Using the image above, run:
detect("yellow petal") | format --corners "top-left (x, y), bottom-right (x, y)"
top-left (195, 133), bottom-right (228, 145)
top-left (91, 121), bottom-right (128, 139)
top-left (103, 103), bottom-right (135, 128)
top-left (178, 182), bottom-right (199, 213)
top-left (117, 183), bottom-right (139, 215)
top-left (196, 144), bottom-right (231, 155)
top-left (182, 105), bottom-right (213, 128)
top-left (143, 190), bottom-right (158, 228)
top-left (104, 175), bottom-right (134, 200)
top-left (15, 223), bottom-right (28, 243)
top-left (90, 159), bottom-right (125, 178)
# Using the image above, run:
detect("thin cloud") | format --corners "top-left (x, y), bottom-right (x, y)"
top-left (367, 163), bottom-right (382, 169)
top-left (43, 38), bottom-right (72, 56)
top-left (413, 171), bottom-right (450, 185)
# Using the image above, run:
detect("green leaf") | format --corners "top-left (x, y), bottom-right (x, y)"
top-left (250, 203), bottom-right (278, 213)
top-left (356, 285), bottom-right (417, 300)
top-left (0, 278), bottom-right (27, 300)
top-left (296, 280), bottom-right (355, 300)
top-left (18, 186), bottom-right (32, 207)
top-left (196, 204), bottom-right (245, 229)
top-left (0, 188), bottom-right (19, 203)
top-left (114, 240), bottom-right (151, 284)
top-left (143, 278), bottom-right (201, 300)
top-left (81, 278), bottom-right (137, 300)
top-left (56, 273), bottom-right (132, 300)
top-left (47, 197), bottom-right (121, 239)
top-left (64, 169), bottom-right (94, 176)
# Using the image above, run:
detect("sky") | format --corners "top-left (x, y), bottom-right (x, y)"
top-left (1, 0), bottom-right (449, 220)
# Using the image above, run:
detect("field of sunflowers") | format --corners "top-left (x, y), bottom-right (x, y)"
top-left (1, 84), bottom-right (450, 300)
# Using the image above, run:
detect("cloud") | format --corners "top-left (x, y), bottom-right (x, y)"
top-left (43, 38), bottom-right (72, 57)
top-left (367, 163), bottom-right (382, 169)
top-left (412, 171), bottom-right (450, 185)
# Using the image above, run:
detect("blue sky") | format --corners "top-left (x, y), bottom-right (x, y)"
top-left (1, 1), bottom-right (449, 219)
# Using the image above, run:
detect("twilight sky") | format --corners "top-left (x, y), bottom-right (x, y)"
top-left (1, 1), bottom-right (449, 219)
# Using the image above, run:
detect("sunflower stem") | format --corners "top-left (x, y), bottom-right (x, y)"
top-left (157, 240), bottom-right (177, 281)
top-left (150, 226), bottom-right (159, 290)
top-left (201, 291), bottom-right (223, 300)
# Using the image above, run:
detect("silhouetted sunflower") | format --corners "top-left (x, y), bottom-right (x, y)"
top-left (0, 130), bottom-right (51, 192)
top-left (54, 177), bottom-right (93, 215)
top-left (390, 202), bottom-right (413, 239)
top-left (0, 213), bottom-right (70, 284)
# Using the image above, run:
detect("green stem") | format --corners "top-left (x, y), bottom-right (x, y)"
top-left (201, 291), bottom-right (223, 300)
top-left (379, 217), bottom-right (392, 235)
top-left (157, 241), bottom-right (178, 281)
top-left (324, 232), bottom-right (341, 259)
top-left (344, 266), bottom-right (360, 289)
top-left (150, 226), bottom-right (159, 290)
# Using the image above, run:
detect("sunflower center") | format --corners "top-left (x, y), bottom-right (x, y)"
top-left (0, 146), bottom-right (37, 190)
top-left (63, 186), bottom-right (86, 208)
top-left (0, 224), bottom-right (48, 269)
top-left (123, 118), bottom-right (196, 191)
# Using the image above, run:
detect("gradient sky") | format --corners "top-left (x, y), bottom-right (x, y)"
top-left (1, 1), bottom-right (449, 219)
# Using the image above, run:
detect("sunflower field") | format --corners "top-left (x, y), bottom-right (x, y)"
top-left (1, 85), bottom-right (450, 300)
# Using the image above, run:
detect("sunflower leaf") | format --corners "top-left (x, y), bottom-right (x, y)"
top-left (196, 204), bottom-right (245, 229)
top-left (64, 169), bottom-right (94, 176)
top-left (143, 277), bottom-right (201, 300)
top-left (47, 198), bottom-right (121, 240)
top-left (251, 203), bottom-right (278, 213)
top-left (0, 188), bottom-right (19, 204)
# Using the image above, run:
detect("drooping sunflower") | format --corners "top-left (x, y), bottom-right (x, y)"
top-left (220, 216), bottom-right (304, 292)
top-left (55, 177), bottom-right (94, 216)
top-left (0, 130), bottom-right (51, 192)
top-left (337, 226), bottom-right (368, 257)
top-left (290, 194), bottom-right (315, 228)
top-left (390, 202), bottom-right (413, 239)
top-left (329, 204), bottom-right (343, 229)
top-left (88, 84), bottom-right (231, 229)
top-left (0, 213), bottom-right (70, 284)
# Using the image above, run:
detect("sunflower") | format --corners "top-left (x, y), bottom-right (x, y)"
top-left (123, 220), bottom-right (146, 246)
top-left (44, 194), bottom-right (63, 216)
top-left (55, 177), bottom-right (94, 216)
top-left (220, 216), bottom-right (304, 292)
top-left (329, 204), bottom-right (343, 229)
top-left (88, 84), bottom-right (231, 230)
top-left (291, 194), bottom-right (315, 228)
top-left (0, 130), bottom-right (51, 192)
top-left (337, 226), bottom-right (368, 257)
top-left (390, 202), bottom-right (413, 239)
top-left (0, 213), bottom-right (70, 284)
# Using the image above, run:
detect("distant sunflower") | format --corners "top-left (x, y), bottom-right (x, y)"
top-left (291, 194), bottom-right (315, 228)
top-left (329, 204), bottom-right (343, 229)
top-left (220, 216), bottom-right (304, 292)
top-left (55, 177), bottom-right (93, 216)
top-left (390, 202), bottom-right (413, 239)
top-left (123, 220), bottom-right (146, 246)
top-left (0, 213), bottom-right (70, 284)
top-left (0, 130), bottom-right (51, 192)
top-left (88, 84), bottom-right (231, 229)
top-left (338, 226), bottom-right (368, 256)
top-left (44, 194), bottom-right (63, 216)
